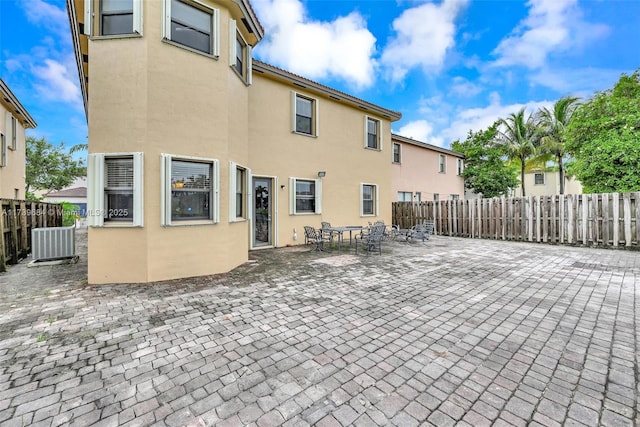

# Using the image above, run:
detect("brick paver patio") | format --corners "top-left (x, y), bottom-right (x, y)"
top-left (0, 229), bottom-right (638, 426)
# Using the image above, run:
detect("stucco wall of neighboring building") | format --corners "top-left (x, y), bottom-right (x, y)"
top-left (0, 90), bottom-right (30, 200)
top-left (515, 171), bottom-right (583, 196)
top-left (391, 137), bottom-right (465, 203)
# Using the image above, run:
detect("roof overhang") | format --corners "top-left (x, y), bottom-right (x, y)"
top-left (66, 0), bottom-right (88, 119)
top-left (0, 79), bottom-right (37, 128)
top-left (253, 61), bottom-right (402, 122)
top-left (392, 133), bottom-right (464, 158)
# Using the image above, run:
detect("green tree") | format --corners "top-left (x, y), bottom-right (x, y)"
top-left (536, 95), bottom-right (580, 194)
top-left (26, 136), bottom-right (86, 197)
top-left (451, 124), bottom-right (519, 198)
top-left (497, 108), bottom-right (541, 197)
top-left (565, 70), bottom-right (640, 193)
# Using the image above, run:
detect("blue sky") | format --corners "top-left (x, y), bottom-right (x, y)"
top-left (1, 0), bottom-right (639, 153)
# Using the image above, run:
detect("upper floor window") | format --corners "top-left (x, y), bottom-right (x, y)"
top-left (0, 134), bottom-right (6, 167)
top-left (229, 19), bottom-right (252, 84)
top-left (361, 183), bottom-right (378, 216)
top-left (534, 173), bottom-right (545, 185)
top-left (365, 117), bottom-right (381, 150)
top-left (84, 0), bottom-right (142, 36)
top-left (289, 177), bottom-right (322, 214)
top-left (457, 158), bottom-right (464, 175)
top-left (398, 191), bottom-right (411, 202)
top-left (10, 116), bottom-right (16, 150)
top-left (88, 153), bottom-right (144, 227)
top-left (415, 192), bottom-right (421, 202)
top-left (433, 193), bottom-right (439, 201)
top-left (449, 194), bottom-right (460, 201)
top-left (161, 154), bottom-right (219, 225)
top-left (392, 143), bottom-right (401, 163)
top-left (439, 154), bottom-right (446, 173)
top-left (229, 162), bottom-right (250, 221)
top-left (163, 0), bottom-right (219, 56)
top-left (292, 93), bottom-right (318, 136)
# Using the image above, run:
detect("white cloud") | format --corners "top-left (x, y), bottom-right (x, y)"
top-left (251, 0), bottom-right (377, 89)
top-left (20, 0), bottom-right (69, 36)
top-left (492, 0), bottom-right (609, 69)
top-left (32, 58), bottom-right (82, 105)
top-left (380, 0), bottom-right (469, 82)
top-left (441, 92), bottom-right (551, 143)
top-left (530, 67), bottom-right (626, 97)
top-left (395, 120), bottom-right (444, 147)
top-left (449, 76), bottom-right (482, 97)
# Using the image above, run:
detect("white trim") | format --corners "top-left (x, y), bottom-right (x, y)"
top-left (439, 153), bottom-right (447, 173)
top-left (84, 0), bottom-right (93, 36)
top-left (364, 116), bottom-right (381, 150)
top-left (229, 19), bottom-right (237, 67)
top-left (162, 0), bottom-right (171, 39)
top-left (163, 0), bottom-right (219, 57)
top-left (87, 153), bottom-right (105, 227)
top-left (229, 161), bottom-right (250, 222)
top-left (290, 92), bottom-right (296, 133)
top-left (132, 0), bottom-right (143, 35)
top-left (132, 153), bottom-right (144, 226)
top-left (247, 45), bottom-right (253, 85)
top-left (213, 8), bottom-right (220, 57)
top-left (288, 177), bottom-right (295, 214)
top-left (291, 91), bottom-right (318, 137)
top-left (0, 134), bottom-right (6, 167)
top-left (246, 169), bottom-right (253, 221)
top-left (360, 182), bottom-right (378, 217)
top-left (161, 153), bottom-right (219, 226)
top-left (289, 177), bottom-right (321, 215)
top-left (315, 178), bottom-right (322, 214)
top-left (4, 113), bottom-right (12, 151)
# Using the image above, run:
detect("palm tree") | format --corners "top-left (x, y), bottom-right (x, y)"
top-left (536, 96), bottom-right (580, 194)
top-left (497, 108), bottom-right (540, 197)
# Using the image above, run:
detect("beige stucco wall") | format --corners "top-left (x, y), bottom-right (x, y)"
top-left (516, 171), bottom-right (583, 196)
top-left (248, 75), bottom-right (393, 247)
top-left (87, 0), bottom-right (250, 283)
top-left (391, 141), bottom-right (464, 202)
top-left (0, 104), bottom-right (26, 200)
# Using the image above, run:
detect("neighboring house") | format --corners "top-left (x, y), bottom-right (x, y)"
top-left (0, 79), bottom-right (37, 200)
top-left (514, 170), bottom-right (583, 196)
top-left (67, 0), bottom-right (401, 284)
top-left (43, 182), bottom-right (88, 217)
top-left (391, 134), bottom-right (465, 203)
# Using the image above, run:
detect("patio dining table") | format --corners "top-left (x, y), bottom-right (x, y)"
top-left (326, 226), bottom-right (364, 251)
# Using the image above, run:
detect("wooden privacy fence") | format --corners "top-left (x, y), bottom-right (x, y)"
top-left (392, 193), bottom-right (640, 249)
top-left (0, 199), bottom-right (64, 271)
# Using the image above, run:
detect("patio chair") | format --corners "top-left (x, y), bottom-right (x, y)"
top-left (355, 223), bottom-right (385, 256)
top-left (320, 222), bottom-right (336, 249)
top-left (303, 226), bottom-right (331, 251)
top-left (409, 222), bottom-right (430, 242)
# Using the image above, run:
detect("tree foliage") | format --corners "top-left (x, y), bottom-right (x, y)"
top-left (451, 124), bottom-right (519, 198)
top-left (565, 70), bottom-right (640, 193)
top-left (26, 136), bottom-right (86, 196)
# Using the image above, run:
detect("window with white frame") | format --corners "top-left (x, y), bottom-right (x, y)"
top-left (449, 194), bottom-right (459, 200)
top-left (84, 0), bottom-right (143, 36)
top-left (365, 117), bottom-right (381, 150)
top-left (457, 158), bottom-right (463, 175)
top-left (10, 116), bottom-right (16, 150)
top-left (415, 192), bottom-right (421, 202)
top-left (397, 191), bottom-right (411, 202)
top-left (161, 154), bottom-right (219, 225)
top-left (392, 142), bottom-right (401, 163)
top-left (229, 162), bottom-right (250, 221)
top-left (361, 183), bottom-right (378, 216)
top-left (439, 154), bottom-right (446, 173)
top-left (289, 178), bottom-right (322, 214)
top-left (433, 193), bottom-right (439, 201)
top-left (87, 153), bottom-right (144, 227)
top-left (534, 173), bottom-right (545, 185)
top-left (0, 134), bottom-right (6, 167)
top-left (292, 93), bottom-right (318, 136)
top-left (163, 0), bottom-right (219, 56)
top-left (229, 20), bottom-right (252, 83)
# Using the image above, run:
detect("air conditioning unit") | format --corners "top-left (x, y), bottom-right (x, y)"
top-left (31, 226), bottom-right (76, 261)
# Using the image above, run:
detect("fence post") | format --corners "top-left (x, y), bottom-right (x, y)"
top-left (612, 193), bottom-right (619, 247)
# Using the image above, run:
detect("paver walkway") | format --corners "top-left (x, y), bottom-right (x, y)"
top-left (0, 230), bottom-right (638, 426)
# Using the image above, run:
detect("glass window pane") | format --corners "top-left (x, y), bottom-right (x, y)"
top-left (363, 200), bottom-right (373, 215)
top-left (368, 134), bottom-right (377, 148)
top-left (106, 158), bottom-right (133, 188)
top-left (105, 191), bottom-right (133, 221)
top-left (296, 116), bottom-right (312, 134)
top-left (171, 21), bottom-right (211, 54)
top-left (171, 191), bottom-right (210, 220)
top-left (172, 0), bottom-right (211, 33)
top-left (102, 14), bottom-right (134, 35)
top-left (102, 0), bottom-right (133, 12)
top-left (171, 160), bottom-right (211, 190)
top-left (296, 97), bottom-right (312, 117)
top-left (367, 119), bottom-right (377, 134)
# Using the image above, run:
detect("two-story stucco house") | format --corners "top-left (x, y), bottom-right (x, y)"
top-left (0, 79), bottom-right (37, 200)
top-left (514, 170), bottom-right (583, 197)
top-left (67, 0), bottom-right (401, 284)
top-left (391, 134), bottom-right (465, 203)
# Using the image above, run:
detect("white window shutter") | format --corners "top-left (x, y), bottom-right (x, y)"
top-left (5, 113), bottom-right (12, 150)
top-left (379, 121), bottom-right (383, 150)
top-left (315, 179), bottom-right (322, 214)
top-left (246, 167), bottom-right (252, 220)
top-left (291, 92), bottom-right (297, 132)
top-left (229, 19), bottom-right (237, 67)
top-left (229, 161), bottom-right (237, 222)
top-left (87, 153), bottom-right (105, 227)
top-left (289, 178), bottom-right (295, 214)
top-left (213, 9), bottom-right (220, 57)
top-left (213, 160), bottom-right (220, 223)
top-left (359, 184), bottom-right (364, 217)
top-left (160, 154), bottom-right (171, 226)
top-left (375, 184), bottom-right (379, 216)
top-left (84, 0), bottom-right (93, 36)
top-left (363, 116), bottom-right (368, 148)
top-left (133, 0), bottom-right (143, 35)
top-left (162, 0), bottom-right (171, 39)
top-left (247, 46), bottom-right (253, 85)
top-left (132, 152), bottom-right (144, 227)
top-left (314, 99), bottom-right (319, 137)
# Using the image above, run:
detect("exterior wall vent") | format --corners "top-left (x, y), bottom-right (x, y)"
top-left (31, 227), bottom-right (76, 261)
